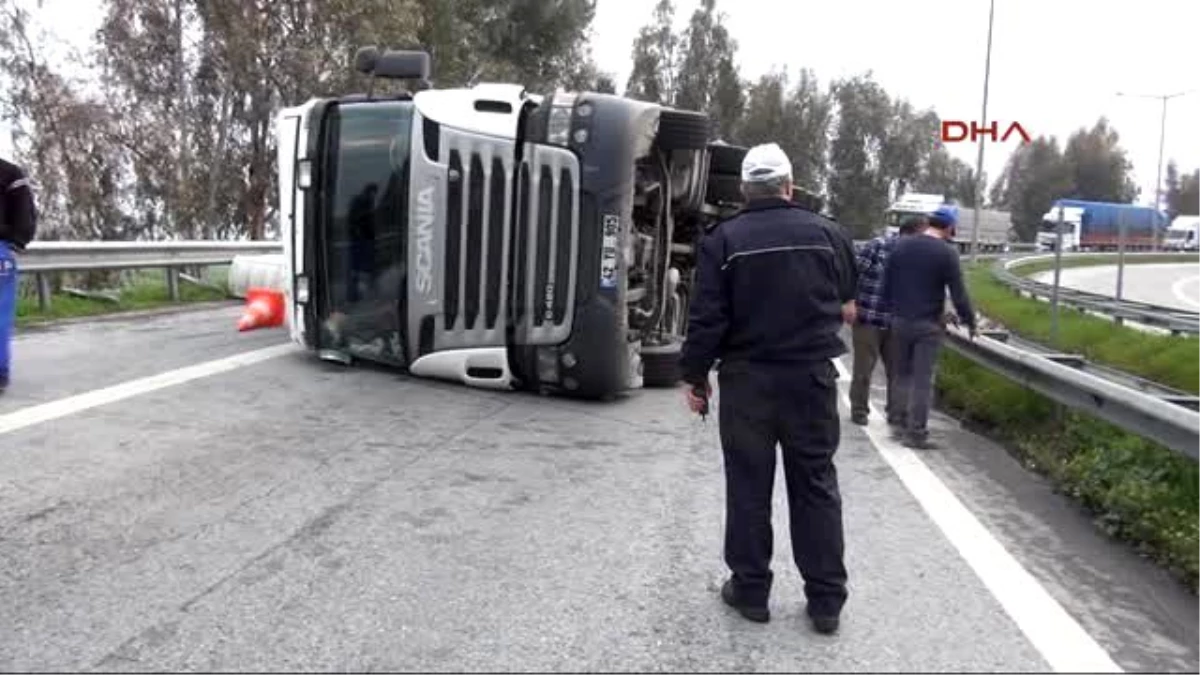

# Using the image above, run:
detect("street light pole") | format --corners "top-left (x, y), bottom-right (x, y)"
top-left (1152, 96), bottom-right (1167, 251)
top-left (970, 0), bottom-right (995, 266)
top-left (1116, 89), bottom-right (1196, 250)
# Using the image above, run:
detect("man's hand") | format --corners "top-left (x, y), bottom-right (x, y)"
top-left (841, 301), bottom-right (857, 325)
top-left (683, 380), bottom-right (712, 415)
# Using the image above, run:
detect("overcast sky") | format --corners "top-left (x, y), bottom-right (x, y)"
top-left (4, 0), bottom-right (1198, 209)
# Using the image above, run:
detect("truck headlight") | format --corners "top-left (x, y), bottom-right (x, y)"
top-left (546, 92), bottom-right (584, 147)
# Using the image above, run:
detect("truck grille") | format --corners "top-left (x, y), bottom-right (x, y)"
top-left (438, 136), bottom-right (580, 350)
top-left (512, 144), bottom-right (581, 346)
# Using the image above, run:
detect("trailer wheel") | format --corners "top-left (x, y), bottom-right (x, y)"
top-left (641, 337), bottom-right (683, 388)
top-left (657, 110), bottom-right (710, 151)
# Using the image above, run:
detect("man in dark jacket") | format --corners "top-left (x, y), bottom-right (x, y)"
top-left (679, 142), bottom-right (858, 634)
top-left (849, 216), bottom-right (922, 427)
top-left (881, 205), bottom-right (976, 449)
top-left (0, 157), bottom-right (37, 393)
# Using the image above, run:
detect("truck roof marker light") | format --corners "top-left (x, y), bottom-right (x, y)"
top-left (297, 160), bottom-right (313, 189)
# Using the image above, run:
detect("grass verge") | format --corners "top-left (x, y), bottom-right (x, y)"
top-left (967, 264), bottom-right (1198, 393)
top-left (932, 261), bottom-right (1199, 592)
top-left (15, 267), bottom-right (233, 327)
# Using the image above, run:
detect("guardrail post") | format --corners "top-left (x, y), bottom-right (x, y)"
top-left (166, 267), bottom-right (180, 301)
top-left (36, 273), bottom-right (51, 311)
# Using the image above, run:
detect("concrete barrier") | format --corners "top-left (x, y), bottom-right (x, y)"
top-left (228, 254), bottom-right (287, 299)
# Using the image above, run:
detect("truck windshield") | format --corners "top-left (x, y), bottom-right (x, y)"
top-left (319, 100), bottom-right (414, 364)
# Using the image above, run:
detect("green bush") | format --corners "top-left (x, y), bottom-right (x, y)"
top-left (936, 353), bottom-right (1199, 591)
top-left (933, 262), bottom-right (1200, 591)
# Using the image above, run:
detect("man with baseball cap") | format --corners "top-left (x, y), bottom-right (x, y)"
top-left (680, 142), bottom-right (857, 634)
top-left (881, 203), bottom-right (976, 449)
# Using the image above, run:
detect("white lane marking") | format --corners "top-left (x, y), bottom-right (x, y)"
top-left (0, 344), bottom-right (295, 436)
top-left (832, 357), bottom-right (1122, 674)
top-left (1170, 275), bottom-right (1200, 309)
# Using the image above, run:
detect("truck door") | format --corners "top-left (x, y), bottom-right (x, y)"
top-left (276, 103), bottom-right (310, 346)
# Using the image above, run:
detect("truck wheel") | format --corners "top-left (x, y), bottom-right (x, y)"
top-left (706, 173), bottom-right (742, 205)
top-left (641, 337), bottom-right (683, 388)
top-left (657, 109), bottom-right (710, 151)
top-left (708, 143), bottom-right (747, 175)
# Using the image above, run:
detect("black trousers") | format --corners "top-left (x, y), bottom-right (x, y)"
top-left (717, 359), bottom-right (848, 617)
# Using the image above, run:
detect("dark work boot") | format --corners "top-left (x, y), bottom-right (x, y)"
top-left (721, 579), bottom-right (769, 623)
top-left (809, 613), bottom-right (840, 635)
top-left (902, 432), bottom-right (939, 450)
top-left (850, 412), bottom-right (868, 426)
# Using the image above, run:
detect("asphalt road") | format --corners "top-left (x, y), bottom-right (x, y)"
top-left (1032, 262), bottom-right (1200, 312)
top-left (0, 305), bottom-right (1196, 672)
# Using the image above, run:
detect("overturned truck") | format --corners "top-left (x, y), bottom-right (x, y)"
top-left (276, 47), bottom-right (821, 400)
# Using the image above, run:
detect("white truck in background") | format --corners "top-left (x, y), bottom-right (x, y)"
top-left (1163, 215), bottom-right (1200, 251)
top-left (883, 193), bottom-right (1012, 253)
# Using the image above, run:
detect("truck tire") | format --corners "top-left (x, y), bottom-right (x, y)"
top-left (641, 337), bottom-right (683, 388)
top-left (709, 143), bottom-right (747, 175)
top-left (706, 173), bottom-right (742, 205)
top-left (657, 109), bottom-right (710, 151)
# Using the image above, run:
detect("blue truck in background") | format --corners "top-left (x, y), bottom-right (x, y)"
top-left (1036, 199), bottom-right (1168, 252)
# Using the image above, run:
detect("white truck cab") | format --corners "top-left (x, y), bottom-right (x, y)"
top-left (1163, 215), bottom-right (1200, 251)
top-left (1036, 205), bottom-right (1086, 252)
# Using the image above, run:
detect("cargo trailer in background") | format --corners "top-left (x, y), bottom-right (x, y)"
top-left (1035, 199), bottom-right (1168, 252)
top-left (883, 193), bottom-right (1013, 252)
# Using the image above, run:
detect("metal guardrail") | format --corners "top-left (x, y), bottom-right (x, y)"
top-left (995, 254), bottom-right (1200, 335)
top-left (944, 326), bottom-right (1200, 460)
top-left (19, 240), bottom-right (284, 310)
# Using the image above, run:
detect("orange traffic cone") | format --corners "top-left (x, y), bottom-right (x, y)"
top-left (237, 288), bottom-right (285, 332)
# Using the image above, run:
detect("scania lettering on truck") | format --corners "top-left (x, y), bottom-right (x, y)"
top-left (275, 47), bottom-right (767, 400)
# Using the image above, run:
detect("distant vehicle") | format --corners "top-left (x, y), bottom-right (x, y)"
top-left (1163, 215), bottom-right (1200, 251)
top-left (883, 193), bottom-right (1012, 252)
top-left (1035, 199), bottom-right (1168, 252)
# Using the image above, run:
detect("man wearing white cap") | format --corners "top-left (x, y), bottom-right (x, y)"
top-left (679, 142), bottom-right (858, 634)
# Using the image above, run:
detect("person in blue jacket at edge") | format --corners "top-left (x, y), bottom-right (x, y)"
top-left (0, 156), bottom-right (38, 394)
top-left (881, 203), bottom-right (977, 450)
top-left (678, 142), bottom-right (858, 635)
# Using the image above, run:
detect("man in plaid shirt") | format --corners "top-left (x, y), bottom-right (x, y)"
top-left (849, 216), bottom-right (922, 426)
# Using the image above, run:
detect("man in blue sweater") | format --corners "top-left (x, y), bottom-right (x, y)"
top-left (881, 205), bottom-right (976, 449)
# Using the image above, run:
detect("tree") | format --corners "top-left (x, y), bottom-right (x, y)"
top-left (1061, 117), bottom-right (1138, 203)
top-left (673, 0), bottom-right (743, 138)
top-left (826, 73), bottom-right (892, 237)
top-left (916, 148), bottom-right (976, 206)
top-left (1165, 162), bottom-right (1200, 217)
top-left (990, 135), bottom-right (1072, 241)
top-left (625, 0), bottom-right (678, 104)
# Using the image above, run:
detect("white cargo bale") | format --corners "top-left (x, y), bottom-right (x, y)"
top-left (228, 253), bottom-right (287, 299)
